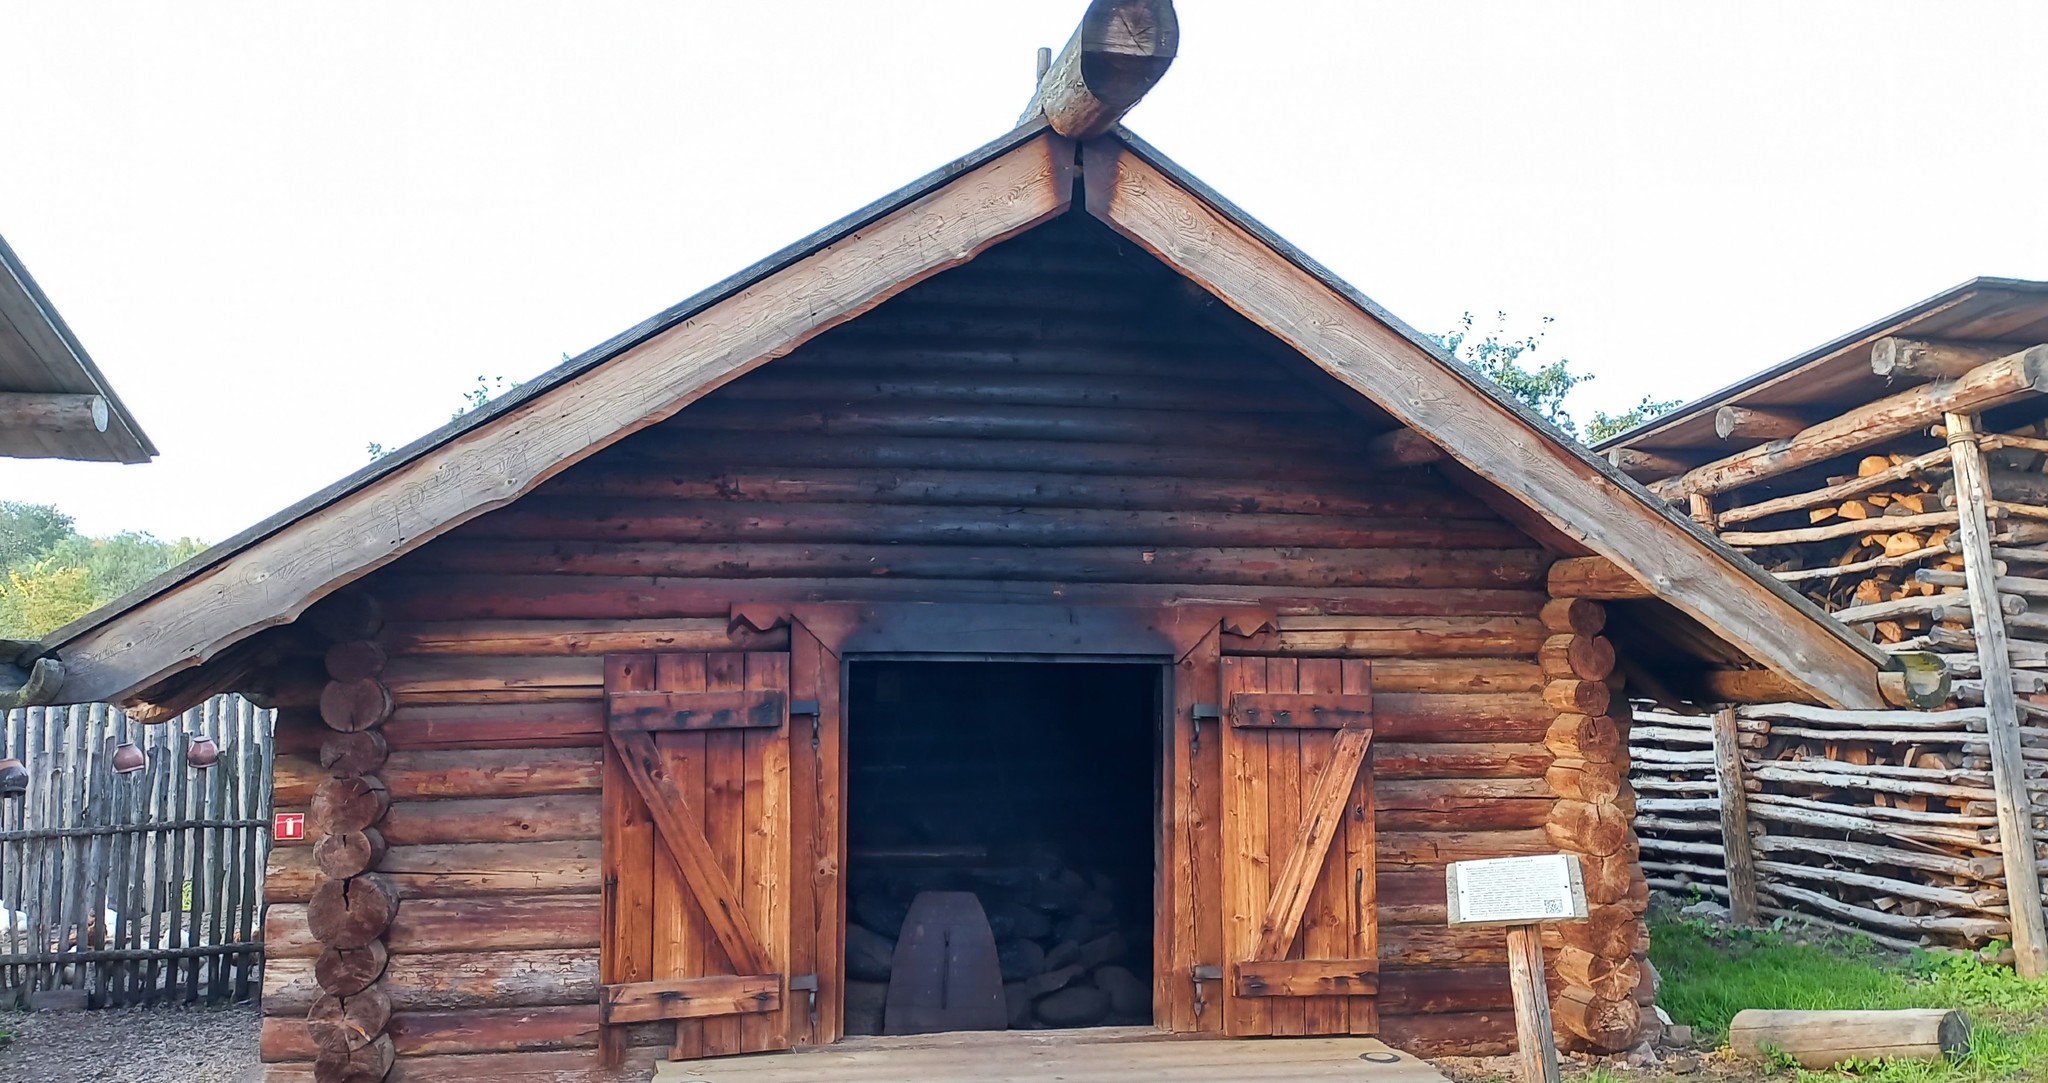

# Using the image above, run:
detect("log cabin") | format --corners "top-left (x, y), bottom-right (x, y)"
top-left (1, 228), bottom-right (155, 709)
top-left (6, 2), bottom-right (1949, 1079)
top-left (1596, 278), bottom-right (2048, 976)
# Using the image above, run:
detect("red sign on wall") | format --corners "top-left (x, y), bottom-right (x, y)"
top-left (274, 812), bottom-right (306, 842)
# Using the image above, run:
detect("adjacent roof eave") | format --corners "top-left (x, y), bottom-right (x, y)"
top-left (1592, 276), bottom-right (2048, 454)
top-left (0, 231), bottom-right (155, 462)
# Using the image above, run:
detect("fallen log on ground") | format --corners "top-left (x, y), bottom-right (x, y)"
top-left (1729, 1008), bottom-right (1969, 1068)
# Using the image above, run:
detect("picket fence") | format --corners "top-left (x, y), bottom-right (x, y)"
top-left (0, 695), bottom-right (274, 1006)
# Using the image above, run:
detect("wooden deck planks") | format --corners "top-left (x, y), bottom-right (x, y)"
top-left (650, 1032), bottom-right (1447, 1083)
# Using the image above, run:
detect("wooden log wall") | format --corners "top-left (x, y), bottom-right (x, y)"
top-left (1535, 584), bottom-right (1653, 1054)
top-left (300, 593), bottom-right (401, 1083)
top-left (252, 214), bottom-right (1620, 1072)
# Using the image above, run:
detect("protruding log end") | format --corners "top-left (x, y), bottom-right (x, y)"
top-left (1871, 337), bottom-right (2010, 381)
top-left (0, 392), bottom-right (108, 433)
top-left (1877, 650), bottom-right (1950, 709)
top-left (1021, 0), bottom-right (1179, 138)
top-left (1547, 556), bottom-right (1652, 601)
top-left (1729, 1008), bottom-right (1969, 1068)
top-left (1714, 405), bottom-right (1806, 441)
top-left (1605, 447), bottom-right (1690, 482)
top-left (1539, 597), bottom-right (1608, 636)
top-left (1366, 427), bottom-right (1445, 468)
top-left (0, 653), bottom-right (62, 711)
top-left (1553, 985), bottom-right (1642, 1051)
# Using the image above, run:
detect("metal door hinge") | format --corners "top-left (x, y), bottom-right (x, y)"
top-left (790, 973), bottom-right (819, 1027)
top-left (790, 699), bottom-right (822, 749)
top-left (1191, 964), bottom-right (1222, 1017)
top-left (1191, 703), bottom-right (1220, 754)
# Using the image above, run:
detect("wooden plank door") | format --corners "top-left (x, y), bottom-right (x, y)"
top-left (1216, 656), bottom-right (1378, 1037)
top-left (599, 649), bottom-right (796, 1061)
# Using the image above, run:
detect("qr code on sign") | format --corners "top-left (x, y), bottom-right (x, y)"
top-left (1544, 899), bottom-right (1563, 914)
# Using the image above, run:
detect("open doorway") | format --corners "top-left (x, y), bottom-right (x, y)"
top-left (843, 660), bottom-right (1159, 1035)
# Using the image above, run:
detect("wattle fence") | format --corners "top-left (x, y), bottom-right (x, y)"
top-left (0, 696), bottom-right (274, 1006)
top-left (1631, 702), bottom-right (2043, 955)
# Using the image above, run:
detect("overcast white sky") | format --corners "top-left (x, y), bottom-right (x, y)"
top-left (5, 1), bottom-right (2046, 540)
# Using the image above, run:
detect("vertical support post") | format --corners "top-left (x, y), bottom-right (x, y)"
top-left (1946, 411), bottom-right (2048, 977)
top-left (1711, 708), bottom-right (1759, 926)
top-left (1506, 923), bottom-right (1561, 1083)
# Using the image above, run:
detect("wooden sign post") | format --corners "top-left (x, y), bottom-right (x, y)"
top-left (1447, 853), bottom-right (1591, 1083)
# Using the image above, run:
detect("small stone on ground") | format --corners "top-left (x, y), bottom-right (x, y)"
top-left (0, 1003), bottom-right (259, 1083)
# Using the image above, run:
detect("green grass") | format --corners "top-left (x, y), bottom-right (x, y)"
top-left (1649, 913), bottom-right (2048, 1083)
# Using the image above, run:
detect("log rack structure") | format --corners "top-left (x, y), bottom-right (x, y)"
top-left (1601, 284), bottom-right (2048, 977)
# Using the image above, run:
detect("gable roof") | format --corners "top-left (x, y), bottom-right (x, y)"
top-left (1593, 277), bottom-right (2048, 475)
top-left (23, 123), bottom-right (1897, 711)
top-left (0, 231), bottom-right (154, 462)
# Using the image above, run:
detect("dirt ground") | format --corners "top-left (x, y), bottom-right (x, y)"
top-left (1432, 1044), bottom-right (1774, 1083)
top-left (0, 1003), bottom-right (260, 1083)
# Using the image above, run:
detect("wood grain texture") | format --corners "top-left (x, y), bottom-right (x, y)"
top-left (1229, 693), bottom-right (1373, 730)
top-left (1653, 346), bottom-right (2048, 498)
top-left (1944, 415), bottom-right (2048, 976)
top-left (1163, 624), bottom-right (1223, 1034)
top-left (1711, 709), bottom-right (1759, 925)
top-left (607, 727), bottom-right (769, 977)
top-left (1236, 959), bottom-right (1379, 997)
top-left (1082, 138), bottom-right (1884, 710)
top-left (60, 133), bottom-right (1075, 705)
top-left (600, 657), bottom-right (655, 1068)
top-left (600, 974), bottom-right (779, 1024)
top-left (1254, 728), bottom-right (1372, 960)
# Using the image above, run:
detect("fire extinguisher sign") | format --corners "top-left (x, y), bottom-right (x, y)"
top-left (274, 812), bottom-right (306, 842)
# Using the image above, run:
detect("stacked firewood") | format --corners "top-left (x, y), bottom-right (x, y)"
top-left (1736, 453), bottom-right (1965, 645)
top-left (841, 845), bottom-right (1147, 1035)
top-left (1630, 704), bottom-right (2018, 952)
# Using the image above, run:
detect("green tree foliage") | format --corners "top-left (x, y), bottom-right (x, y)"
top-left (1586, 395), bottom-right (1684, 444)
top-left (452, 375), bottom-right (520, 419)
top-left (369, 374), bottom-right (525, 460)
top-left (1439, 312), bottom-right (1679, 444)
top-left (0, 503), bottom-right (205, 639)
top-left (0, 501), bottom-right (76, 569)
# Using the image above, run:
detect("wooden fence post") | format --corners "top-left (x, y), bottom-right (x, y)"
top-left (1712, 708), bottom-right (1759, 925)
top-left (1946, 412), bottom-right (2048, 978)
top-left (0, 696), bottom-right (274, 1004)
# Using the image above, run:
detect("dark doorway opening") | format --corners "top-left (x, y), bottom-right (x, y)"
top-left (843, 660), bottom-right (1159, 1035)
